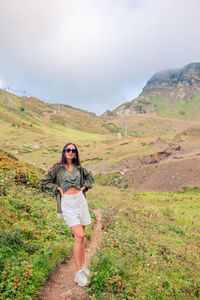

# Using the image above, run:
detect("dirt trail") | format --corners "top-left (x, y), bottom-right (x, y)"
top-left (38, 209), bottom-right (102, 300)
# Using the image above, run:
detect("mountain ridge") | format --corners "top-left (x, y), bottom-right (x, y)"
top-left (0, 88), bottom-right (120, 135)
top-left (105, 62), bottom-right (200, 119)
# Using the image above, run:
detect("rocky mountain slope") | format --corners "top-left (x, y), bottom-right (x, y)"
top-left (107, 62), bottom-right (200, 119)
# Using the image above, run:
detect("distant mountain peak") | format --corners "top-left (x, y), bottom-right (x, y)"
top-left (104, 62), bottom-right (200, 119)
top-left (145, 62), bottom-right (200, 92)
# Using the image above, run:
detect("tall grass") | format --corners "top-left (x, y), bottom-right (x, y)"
top-left (88, 185), bottom-right (200, 299)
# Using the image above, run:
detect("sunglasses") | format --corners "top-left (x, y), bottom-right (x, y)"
top-left (65, 148), bottom-right (76, 154)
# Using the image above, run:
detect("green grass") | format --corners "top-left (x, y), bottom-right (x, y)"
top-left (88, 185), bottom-right (200, 299)
top-left (1, 87), bottom-right (200, 299)
top-left (0, 151), bottom-right (94, 299)
top-left (50, 113), bottom-right (120, 135)
top-left (128, 118), bottom-right (172, 137)
top-left (149, 93), bottom-right (200, 120)
top-left (41, 121), bottom-right (107, 141)
top-left (91, 197), bottom-right (108, 209)
top-left (150, 96), bottom-right (181, 117)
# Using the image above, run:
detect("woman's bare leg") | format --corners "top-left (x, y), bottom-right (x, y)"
top-left (71, 224), bottom-right (85, 272)
top-left (81, 226), bottom-right (85, 267)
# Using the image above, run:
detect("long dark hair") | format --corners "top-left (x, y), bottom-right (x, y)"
top-left (51, 142), bottom-right (81, 170)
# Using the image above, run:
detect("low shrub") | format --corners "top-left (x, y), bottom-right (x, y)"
top-left (0, 152), bottom-right (44, 188)
top-left (88, 187), bottom-right (200, 299)
top-left (0, 150), bottom-right (95, 299)
top-left (94, 172), bottom-right (121, 186)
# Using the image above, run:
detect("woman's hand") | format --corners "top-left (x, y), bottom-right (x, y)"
top-left (81, 186), bottom-right (86, 192)
top-left (57, 187), bottom-right (64, 198)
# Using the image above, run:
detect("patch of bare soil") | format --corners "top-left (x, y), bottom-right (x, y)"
top-left (124, 155), bottom-right (200, 191)
top-left (38, 209), bottom-right (102, 300)
top-left (43, 111), bottom-right (57, 123)
top-left (150, 137), bottom-right (168, 149)
top-left (116, 143), bottom-right (183, 171)
top-left (115, 141), bottom-right (200, 191)
top-left (176, 127), bottom-right (200, 140)
top-left (88, 161), bottom-right (114, 174)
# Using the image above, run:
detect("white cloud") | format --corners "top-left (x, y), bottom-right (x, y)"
top-left (0, 0), bottom-right (200, 114)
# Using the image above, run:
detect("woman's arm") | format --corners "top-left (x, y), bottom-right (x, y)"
top-left (81, 167), bottom-right (94, 191)
top-left (40, 167), bottom-right (59, 195)
top-left (57, 186), bottom-right (64, 197)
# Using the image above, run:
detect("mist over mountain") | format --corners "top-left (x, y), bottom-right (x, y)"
top-left (107, 62), bottom-right (200, 119)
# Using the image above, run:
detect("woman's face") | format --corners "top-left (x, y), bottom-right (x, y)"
top-left (64, 144), bottom-right (76, 161)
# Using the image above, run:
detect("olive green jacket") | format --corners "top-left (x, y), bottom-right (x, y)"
top-left (40, 164), bottom-right (94, 216)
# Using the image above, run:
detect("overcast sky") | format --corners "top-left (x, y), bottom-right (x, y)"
top-left (0, 0), bottom-right (200, 115)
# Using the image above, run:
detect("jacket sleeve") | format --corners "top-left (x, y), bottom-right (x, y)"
top-left (82, 167), bottom-right (94, 191)
top-left (40, 167), bottom-right (59, 195)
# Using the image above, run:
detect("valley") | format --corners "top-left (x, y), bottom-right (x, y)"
top-left (0, 65), bottom-right (200, 299)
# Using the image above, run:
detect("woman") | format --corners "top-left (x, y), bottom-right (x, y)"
top-left (40, 142), bottom-right (94, 287)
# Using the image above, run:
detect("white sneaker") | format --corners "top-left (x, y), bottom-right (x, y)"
top-left (82, 264), bottom-right (90, 277)
top-left (74, 270), bottom-right (88, 287)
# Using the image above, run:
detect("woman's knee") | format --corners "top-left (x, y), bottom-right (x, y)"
top-left (75, 232), bottom-right (84, 242)
top-left (71, 226), bottom-right (85, 242)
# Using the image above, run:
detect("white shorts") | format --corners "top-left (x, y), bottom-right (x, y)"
top-left (61, 191), bottom-right (91, 227)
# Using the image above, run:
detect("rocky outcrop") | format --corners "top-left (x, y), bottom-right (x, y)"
top-left (110, 62), bottom-right (200, 118)
top-left (143, 62), bottom-right (200, 99)
top-left (112, 99), bottom-right (157, 115)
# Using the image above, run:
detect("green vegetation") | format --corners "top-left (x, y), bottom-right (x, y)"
top-left (39, 122), bottom-right (107, 142)
top-left (149, 93), bottom-right (200, 120)
top-left (124, 102), bottom-right (132, 108)
top-left (50, 112), bottom-right (120, 135)
top-left (0, 88), bottom-right (123, 169)
top-left (83, 157), bottom-right (103, 163)
top-left (0, 150), bottom-right (43, 189)
top-left (1, 86), bottom-right (200, 299)
top-left (0, 150), bottom-right (94, 299)
top-left (106, 110), bottom-right (115, 116)
top-left (129, 118), bottom-right (172, 137)
top-left (94, 172), bottom-right (121, 186)
top-left (88, 185), bottom-right (200, 299)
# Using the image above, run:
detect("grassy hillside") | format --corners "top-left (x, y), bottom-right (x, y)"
top-left (88, 185), bottom-right (200, 299)
top-left (0, 88), bottom-right (120, 135)
top-left (111, 63), bottom-right (200, 120)
top-left (148, 92), bottom-right (200, 119)
top-left (1, 89), bottom-right (172, 173)
top-left (1, 149), bottom-right (199, 299)
top-left (1, 80), bottom-right (200, 299)
top-left (0, 88), bottom-right (123, 169)
top-left (0, 149), bottom-right (94, 299)
top-left (1, 119), bottom-right (200, 299)
top-left (101, 113), bottom-right (200, 144)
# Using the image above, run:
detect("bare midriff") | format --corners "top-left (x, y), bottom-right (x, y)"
top-left (64, 187), bottom-right (81, 195)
